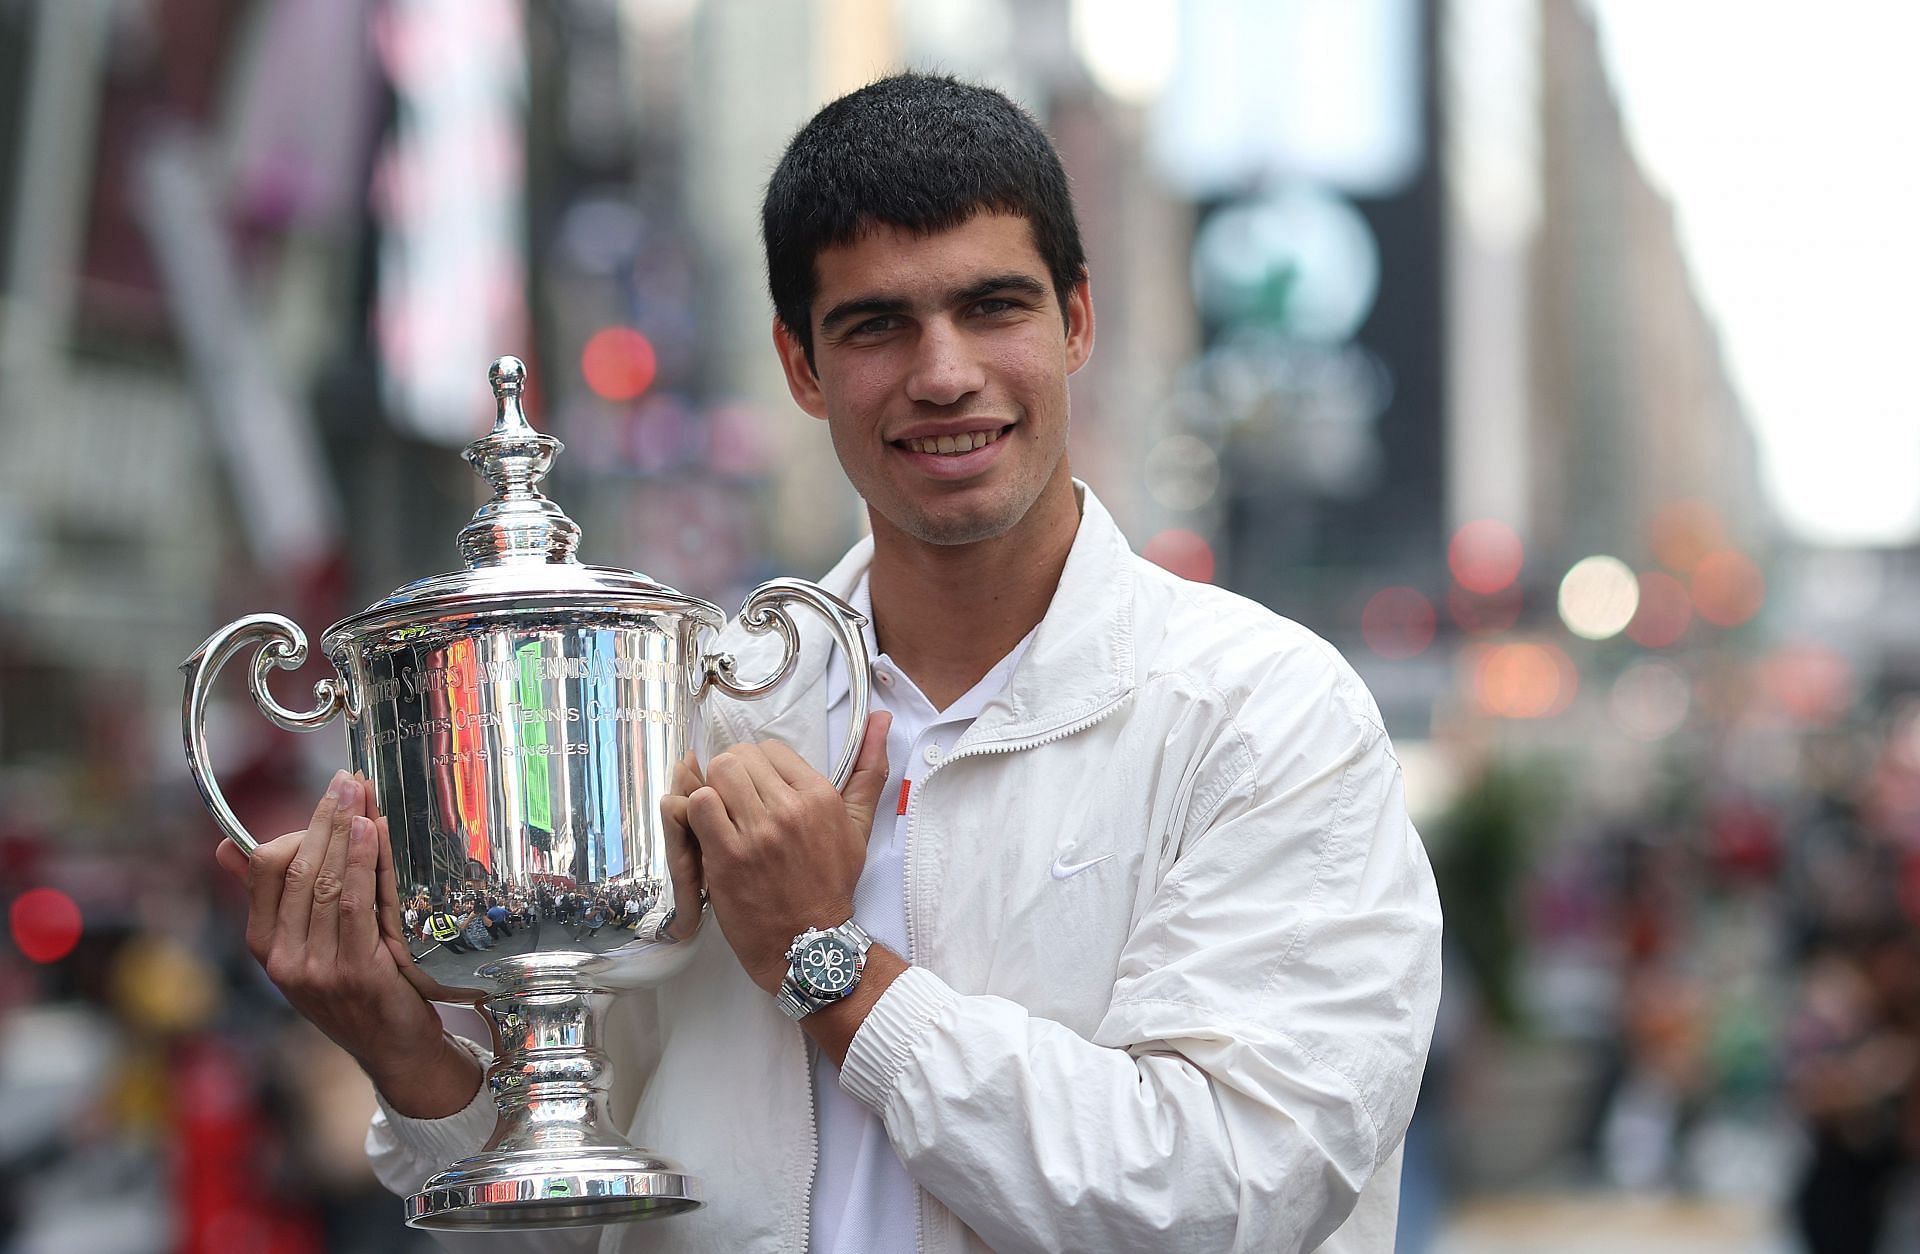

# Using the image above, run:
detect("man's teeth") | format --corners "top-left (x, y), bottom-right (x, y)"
top-left (901, 428), bottom-right (1005, 455)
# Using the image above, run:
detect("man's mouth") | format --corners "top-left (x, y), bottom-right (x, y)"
top-left (892, 425), bottom-right (1012, 456)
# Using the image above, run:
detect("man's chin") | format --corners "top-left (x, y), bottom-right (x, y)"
top-left (890, 499), bottom-right (1023, 547)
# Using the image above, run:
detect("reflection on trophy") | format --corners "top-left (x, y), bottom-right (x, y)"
top-left (180, 356), bottom-right (870, 1229)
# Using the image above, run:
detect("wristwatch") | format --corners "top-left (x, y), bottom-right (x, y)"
top-left (775, 919), bottom-right (873, 1020)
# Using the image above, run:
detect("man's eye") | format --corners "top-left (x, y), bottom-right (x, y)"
top-left (973, 299), bottom-right (1017, 316)
top-left (849, 316), bottom-right (898, 336)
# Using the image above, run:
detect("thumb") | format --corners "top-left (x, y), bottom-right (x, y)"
top-left (214, 837), bottom-right (250, 884)
top-left (840, 710), bottom-right (893, 829)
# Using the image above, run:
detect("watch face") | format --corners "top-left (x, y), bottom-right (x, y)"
top-left (793, 935), bottom-right (860, 998)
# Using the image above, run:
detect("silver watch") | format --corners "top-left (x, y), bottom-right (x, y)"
top-left (775, 919), bottom-right (873, 1020)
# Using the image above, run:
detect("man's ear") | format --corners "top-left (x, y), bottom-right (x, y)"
top-left (773, 317), bottom-right (828, 420)
top-left (1064, 274), bottom-right (1095, 376)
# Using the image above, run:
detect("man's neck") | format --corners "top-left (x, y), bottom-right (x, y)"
top-left (866, 476), bottom-right (1080, 710)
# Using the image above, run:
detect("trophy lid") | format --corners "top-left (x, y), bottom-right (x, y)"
top-left (323, 356), bottom-right (722, 647)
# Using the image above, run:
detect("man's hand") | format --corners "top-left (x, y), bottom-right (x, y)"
top-left (683, 712), bottom-right (892, 994)
top-left (656, 753), bottom-right (709, 943)
top-left (214, 770), bottom-right (482, 1119)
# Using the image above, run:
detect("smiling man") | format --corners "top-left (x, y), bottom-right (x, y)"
top-left (236, 72), bottom-right (1439, 1254)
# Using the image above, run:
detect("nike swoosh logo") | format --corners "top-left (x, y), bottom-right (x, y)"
top-left (1050, 851), bottom-right (1115, 881)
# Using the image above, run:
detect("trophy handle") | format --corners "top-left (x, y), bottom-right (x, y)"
top-left (181, 612), bottom-right (350, 855)
top-left (701, 578), bottom-right (871, 789)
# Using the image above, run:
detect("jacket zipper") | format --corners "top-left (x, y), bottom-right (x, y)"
top-left (899, 692), bottom-right (1130, 1254)
top-left (799, 1029), bottom-right (818, 1254)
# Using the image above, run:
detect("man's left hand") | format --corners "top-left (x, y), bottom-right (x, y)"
top-left (688, 712), bottom-right (892, 994)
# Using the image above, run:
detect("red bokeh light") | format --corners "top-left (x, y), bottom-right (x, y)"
top-left (1626, 570), bottom-right (1692, 648)
top-left (10, 887), bottom-right (82, 964)
top-left (1143, 529), bottom-right (1216, 583)
top-left (1760, 641), bottom-right (1852, 725)
top-left (1691, 550), bottom-right (1765, 627)
top-left (581, 326), bottom-right (658, 402)
top-left (1448, 520), bottom-right (1524, 595)
top-left (1362, 587), bottom-right (1437, 660)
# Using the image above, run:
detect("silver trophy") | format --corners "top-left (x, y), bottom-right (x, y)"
top-left (180, 356), bottom-right (869, 1229)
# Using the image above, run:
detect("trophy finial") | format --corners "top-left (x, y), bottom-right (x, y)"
top-left (459, 355), bottom-right (582, 567)
top-left (489, 355), bottom-right (527, 398)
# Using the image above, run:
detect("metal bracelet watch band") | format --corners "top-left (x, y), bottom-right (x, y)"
top-left (776, 918), bottom-right (874, 1020)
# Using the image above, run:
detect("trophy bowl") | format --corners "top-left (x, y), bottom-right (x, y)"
top-left (180, 356), bottom-right (869, 1229)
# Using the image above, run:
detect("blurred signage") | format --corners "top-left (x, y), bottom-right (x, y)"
top-left (1151, 0), bottom-right (1423, 198)
top-left (374, 0), bottom-right (530, 444)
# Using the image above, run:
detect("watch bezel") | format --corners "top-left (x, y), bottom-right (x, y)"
top-left (786, 928), bottom-right (868, 1002)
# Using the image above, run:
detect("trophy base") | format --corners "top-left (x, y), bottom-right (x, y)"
top-left (405, 1147), bottom-right (701, 1230)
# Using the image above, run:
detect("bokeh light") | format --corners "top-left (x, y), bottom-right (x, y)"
top-left (1611, 659), bottom-right (1691, 741)
top-left (1625, 570), bottom-right (1692, 648)
top-left (1448, 519), bottom-right (1524, 594)
top-left (1760, 641), bottom-right (1852, 725)
top-left (581, 326), bottom-right (658, 401)
top-left (1558, 555), bottom-right (1640, 640)
top-left (10, 887), bottom-right (82, 964)
top-left (1144, 434), bottom-right (1222, 511)
top-left (1362, 587), bottom-right (1437, 660)
top-left (1691, 549), bottom-right (1765, 627)
top-left (1471, 641), bottom-right (1578, 719)
top-left (1143, 528), bottom-right (1216, 582)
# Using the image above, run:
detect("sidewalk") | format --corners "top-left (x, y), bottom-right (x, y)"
top-left (1434, 1195), bottom-right (1793, 1254)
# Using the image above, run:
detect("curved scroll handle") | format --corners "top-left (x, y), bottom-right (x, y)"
top-left (180, 613), bottom-right (349, 855)
top-left (701, 578), bottom-right (871, 789)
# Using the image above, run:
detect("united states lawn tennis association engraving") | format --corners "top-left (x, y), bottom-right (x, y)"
top-left (362, 654), bottom-right (683, 754)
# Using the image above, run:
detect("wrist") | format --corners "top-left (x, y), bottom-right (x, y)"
top-left (365, 1032), bottom-right (485, 1120)
top-left (800, 945), bottom-right (908, 1068)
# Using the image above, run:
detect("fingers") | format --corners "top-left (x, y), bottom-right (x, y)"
top-left (302, 775), bottom-right (366, 968)
top-left (704, 747), bottom-right (770, 832)
top-left (761, 740), bottom-right (822, 788)
top-left (840, 711), bottom-right (893, 830)
top-left (214, 837), bottom-right (250, 884)
top-left (274, 770), bottom-right (358, 950)
top-left (658, 791), bottom-right (705, 942)
top-left (372, 815), bottom-right (406, 942)
top-left (331, 815), bottom-right (381, 961)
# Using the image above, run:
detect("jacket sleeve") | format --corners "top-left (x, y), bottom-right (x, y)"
top-left (837, 717), bottom-right (1443, 1253)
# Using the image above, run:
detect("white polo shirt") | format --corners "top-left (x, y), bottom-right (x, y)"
top-left (814, 575), bottom-right (1034, 1254)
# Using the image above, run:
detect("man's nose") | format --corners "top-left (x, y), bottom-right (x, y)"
top-left (904, 321), bottom-right (985, 407)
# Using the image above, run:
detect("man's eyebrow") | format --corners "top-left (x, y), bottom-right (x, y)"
top-left (950, 273), bottom-right (1048, 304)
top-left (818, 296), bottom-right (910, 334)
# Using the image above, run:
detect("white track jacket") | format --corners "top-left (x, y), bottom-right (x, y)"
top-left (367, 486), bottom-right (1443, 1253)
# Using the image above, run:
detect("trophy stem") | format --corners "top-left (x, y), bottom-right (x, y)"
top-left (405, 972), bottom-right (701, 1230)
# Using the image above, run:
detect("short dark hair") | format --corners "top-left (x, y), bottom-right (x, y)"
top-left (762, 72), bottom-right (1087, 368)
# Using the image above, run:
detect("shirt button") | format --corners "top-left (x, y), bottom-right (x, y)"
top-left (923, 744), bottom-right (943, 764)
top-left (874, 669), bottom-right (893, 686)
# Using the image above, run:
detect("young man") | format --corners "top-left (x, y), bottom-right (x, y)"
top-left (221, 74), bottom-right (1440, 1252)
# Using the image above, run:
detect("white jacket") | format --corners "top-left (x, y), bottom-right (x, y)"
top-left (369, 486), bottom-right (1443, 1253)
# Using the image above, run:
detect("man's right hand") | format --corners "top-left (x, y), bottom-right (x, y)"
top-left (215, 770), bottom-right (483, 1119)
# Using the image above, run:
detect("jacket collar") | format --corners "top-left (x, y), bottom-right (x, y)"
top-left (713, 482), bottom-right (1137, 750)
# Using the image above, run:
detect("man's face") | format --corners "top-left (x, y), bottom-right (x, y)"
top-left (774, 212), bottom-right (1094, 547)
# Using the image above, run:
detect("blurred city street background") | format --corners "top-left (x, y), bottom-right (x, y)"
top-left (2, 1), bottom-right (1918, 1251)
